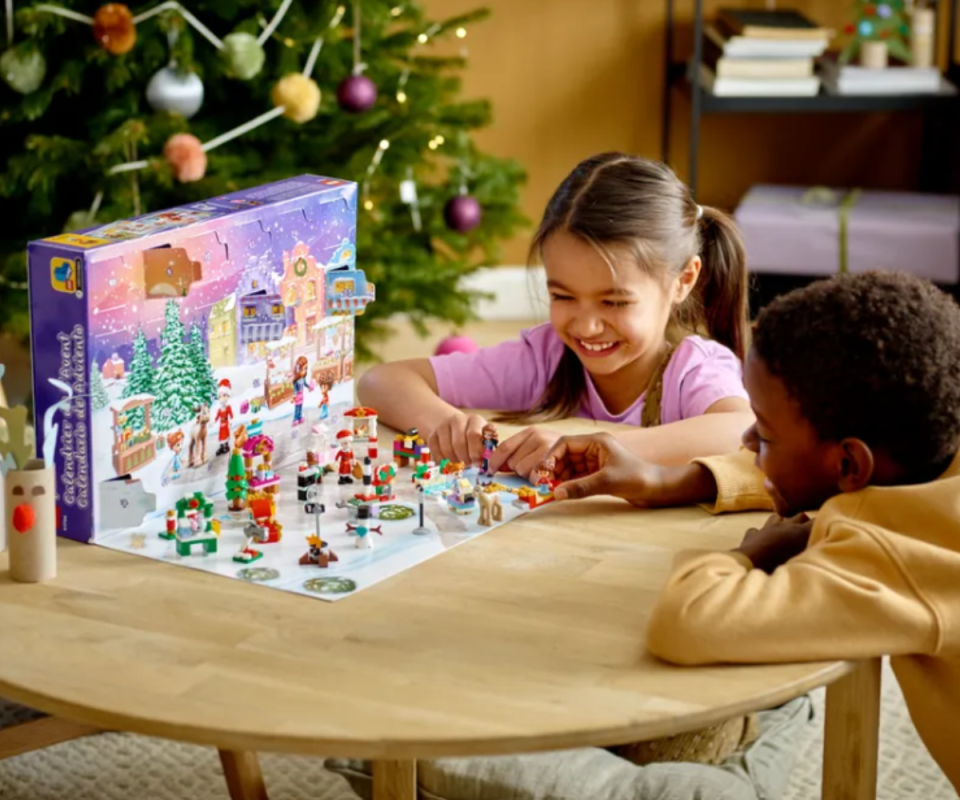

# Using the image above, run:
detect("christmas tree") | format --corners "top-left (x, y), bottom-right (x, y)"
top-left (187, 321), bottom-right (218, 409)
top-left (0, 1), bottom-right (528, 359)
top-left (90, 362), bottom-right (110, 410)
top-left (154, 299), bottom-right (194, 431)
top-left (840, 1), bottom-right (912, 64)
top-left (226, 447), bottom-right (249, 511)
top-left (121, 324), bottom-right (154, 429)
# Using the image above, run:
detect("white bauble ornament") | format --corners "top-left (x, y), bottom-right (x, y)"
top-left (0, 49), bottom-right (46, 94)
top-left (146, 65), bottom-right (204, 118)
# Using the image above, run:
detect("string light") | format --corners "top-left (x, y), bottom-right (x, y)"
top-left (416, 32), bottom-right (428, 43)
top-left (396, 90), bottom-right (407, 103)
top-left (455, 27), bottom-right (467, 38)
top-left (361, 138), bottom-right (391, 212)
top-left (390, 5), bottom-right (403, 16)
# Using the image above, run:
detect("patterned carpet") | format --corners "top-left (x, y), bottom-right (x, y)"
top-left (0, 663), bottom-right (952, 800)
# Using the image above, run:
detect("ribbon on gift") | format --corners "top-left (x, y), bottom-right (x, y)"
top-left (800, 187), bottom-right (862, 274)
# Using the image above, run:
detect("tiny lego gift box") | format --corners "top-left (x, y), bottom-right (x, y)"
top-left (27, 175), bottom-right (374, 543)
top-left (734, 185), bottom-right (960, 283)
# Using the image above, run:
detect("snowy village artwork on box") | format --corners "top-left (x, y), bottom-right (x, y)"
top-left (27, 176), bottom-right (551, 602)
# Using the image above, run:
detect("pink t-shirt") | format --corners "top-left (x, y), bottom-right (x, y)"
top-left (429, 323), bottom-right (747, 426)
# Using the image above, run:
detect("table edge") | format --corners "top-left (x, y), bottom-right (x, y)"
top-left (0, 660), bottom-right (855, 758)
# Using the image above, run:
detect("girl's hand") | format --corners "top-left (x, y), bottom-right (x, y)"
top-left (545, 433), bottom-right (718, 508)
top-left (735, 513), bottom-right (813, 574)
top-left (486, 427), bottom-right (561, 482)
top-left (426, 412), bottom-right (488, 465)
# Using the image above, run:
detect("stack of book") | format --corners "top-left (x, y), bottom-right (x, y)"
top-left (698, 8), bottom-right (831, 97)
top-left (819, 57), bottom-right (953, 96)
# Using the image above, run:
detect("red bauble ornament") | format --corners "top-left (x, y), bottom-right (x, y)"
top-left (844, 23), bottom-right (856, 34)
top-left (864, 4), bottom-right (876, 15)
top-left (444, 195), bottom-right (482, 233)
top-left (93, 4), bottom-right (137, 55)
top-left (12, 503), bottom-right (36, 534)
top-left (337, 74), bottom-right (378, 113)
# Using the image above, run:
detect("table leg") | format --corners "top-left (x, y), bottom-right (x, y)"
top-left (372, 759), bottom-right (417, 800)
top-left (821, 658), bottom-right (881, 800)
top-left (218, 749), bottom-right (269, 800)
top-left (0, 717), bottom-right (100, 760)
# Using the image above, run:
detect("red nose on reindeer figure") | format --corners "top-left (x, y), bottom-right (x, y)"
top-left (12, 503), bottom-right (36, 534)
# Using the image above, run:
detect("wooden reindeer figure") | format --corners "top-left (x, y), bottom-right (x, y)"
top-left (1, 368), bottom-right (67, 583)
top-left (477, 487), bottom-right (504, 528)
top-left (188, 404), bottom-right (210, 468)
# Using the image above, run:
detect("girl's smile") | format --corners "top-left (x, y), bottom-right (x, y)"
top-left (573, 338), bottom-right (622, 358)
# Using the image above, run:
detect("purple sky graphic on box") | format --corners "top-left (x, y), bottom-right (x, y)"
top-left (86, 190), bottom-right (356, 367)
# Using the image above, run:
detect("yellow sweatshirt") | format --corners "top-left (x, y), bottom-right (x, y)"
top-left (646, 449), bottom-right (960, 791)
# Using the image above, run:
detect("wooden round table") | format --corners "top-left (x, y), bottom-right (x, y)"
top-left (0, 419), bottom-right (879, 800)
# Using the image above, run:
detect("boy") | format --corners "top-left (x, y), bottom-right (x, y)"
top-left (546, 271), bottom-right (960, 790)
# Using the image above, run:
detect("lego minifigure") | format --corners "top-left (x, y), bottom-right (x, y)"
top-left (214, 379), bottom-right (234, 456)
top-left (291, 355), bottom-right (309, 427)
top-left (535, 457), bottom-right (557, 495)
top-left (318, 381), bottom-right (332, 420)
top-left (166, 431), bottom-right (184, 479)
top-left (336, 429), bottom-right (355, 484)
top-left (480, 423), bottom-right (499, 475)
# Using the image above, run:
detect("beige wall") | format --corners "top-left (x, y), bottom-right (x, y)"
top-left (424, 0), bottom-right (933, 265)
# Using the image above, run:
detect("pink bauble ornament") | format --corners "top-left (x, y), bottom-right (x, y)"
top-left (444, 194), bottom-right (482, 232)
top-left (337, 74), bottom-right (378, 113)
top-left (163, 133), bottom-right (207, 183)
top-left (434, 335), bottom-right (478, 356)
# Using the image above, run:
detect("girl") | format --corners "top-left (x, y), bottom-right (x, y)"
top-left (359, 154), bottom-right (754, 478)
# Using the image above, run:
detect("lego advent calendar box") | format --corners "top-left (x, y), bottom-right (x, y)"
top-left (28, 175), bottom-right (374, 543)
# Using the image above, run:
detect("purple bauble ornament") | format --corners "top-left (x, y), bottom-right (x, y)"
top-left (337, 74), bottom-right (378, 113)
top-left (444, 195), bottom-right (482, 232)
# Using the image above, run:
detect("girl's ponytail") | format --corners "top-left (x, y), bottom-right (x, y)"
top-left (684, 205), bottom-right (749, 362)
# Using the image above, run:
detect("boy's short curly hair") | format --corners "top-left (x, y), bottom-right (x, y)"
top-left (752, 271), bottom-right (960, 471)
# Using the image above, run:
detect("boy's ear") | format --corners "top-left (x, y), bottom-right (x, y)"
top-left (674, 256), bottom-right (702, 304)
top-left (836, 438), bottom-right (875, 493)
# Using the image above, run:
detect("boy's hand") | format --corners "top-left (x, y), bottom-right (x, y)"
top-left (545, 433), bottom-right (717, 508)
top-left (486, 427), bottom-right (560, 481)
top-left (426, 412), bottom-right (488, 465)
top-left (735, 513), bottom-right (813, 573)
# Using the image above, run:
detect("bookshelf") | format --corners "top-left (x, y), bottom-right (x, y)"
top-left (661, 0), bottom-right (960, 197)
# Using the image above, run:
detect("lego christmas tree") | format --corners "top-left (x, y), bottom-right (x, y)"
top-left (0, 1), bottom-right (527, 360)
top-left (187, 322), bottom-right (218, 410)
top-left (90, 362), bottom-right (109, 411)
top-left (154, 300), bottom-right (195, 431)
top-left (226, 448), bottom-right (249, 511)
top-left (840, 0), bottom-right (913, 64)
top-left (120, 324), bottom-right (154, 429)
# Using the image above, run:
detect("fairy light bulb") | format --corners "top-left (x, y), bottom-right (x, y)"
top-left (379, 139), bottom-right (390, 150)
top-left (417, 33), bottom-right (428, 43)
top-left (435, 135), bottom-right (445, 145)
top-left (428, 139), bottom-right (438, 150)
top-left (364, 199), bottom-right (374, 211)
top-left (396, 90), bottom-right (407, 103)
top-left (455, 27), bottom-right (467, 38)
top-left (390, 5), bottom-right (403, 15)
